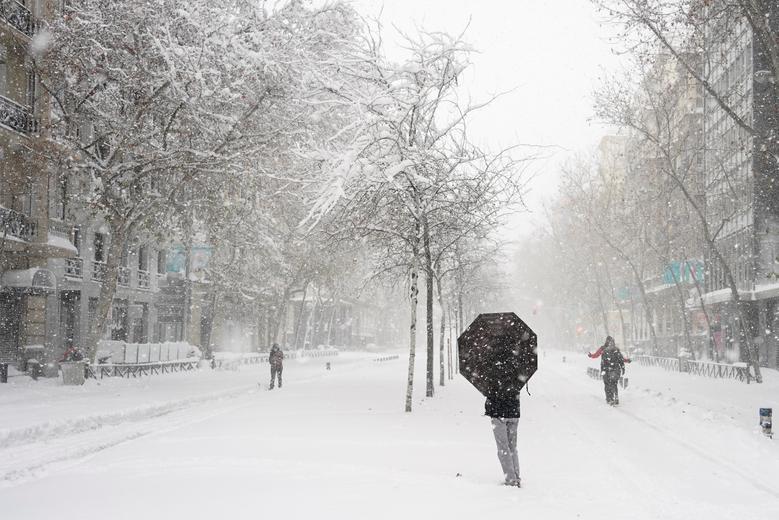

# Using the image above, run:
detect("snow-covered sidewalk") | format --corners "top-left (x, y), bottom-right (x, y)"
top-left (0, 351), bottom-right (374, 448)
top-left (1, 348), bottom-right (777, 520)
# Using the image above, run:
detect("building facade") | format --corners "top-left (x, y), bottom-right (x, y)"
top-left (703, 5), bottom-right (779, 368)
top-left (1, 0), bottom-right (76, 366)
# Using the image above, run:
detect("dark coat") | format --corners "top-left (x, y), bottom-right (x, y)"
top-left (269, 347), bottom-right (284, 369)
top-left (485, 395), bottom-right (520, 419)
top-left (601, 346), bottom-right (625, 375)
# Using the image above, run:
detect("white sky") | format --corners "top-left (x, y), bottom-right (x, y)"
top-left (348, 0), bottom-right (625, 235)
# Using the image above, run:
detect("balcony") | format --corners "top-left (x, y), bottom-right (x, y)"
top-left (65, 257), bottom-right (83, 278)
top-left (138, 269), bottom-right (150, 289)
top-left (92, 261), bottom-right (106, 282)
top-left (118, 266), bottom-right (130, 287)
top-left (0, 206), bottom-right (36, 242)
top-left (0, 94), bottom-right (39, 135)
top-left (0, 0), bottom-right (34, 37)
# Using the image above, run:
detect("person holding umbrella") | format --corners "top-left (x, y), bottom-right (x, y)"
top-left (486, 391), bottom-right (521, 487)
top-left (458, 312), bottom-right (537, 489)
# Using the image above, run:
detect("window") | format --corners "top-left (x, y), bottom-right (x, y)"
top-left (11, 182), bottom-right (33, 216)
top-left (55, 175), bottom-right (67, 220)
top-left (0, 44), bottom-right (7, 97)
top-left (72, 227), bottom-right (81, 255)
top-left (94, 233), bottom-right (105, 262)
top-left (157, 249), bottom-right (166, 274)
top-left (138, 245), bottom-right (148, 271)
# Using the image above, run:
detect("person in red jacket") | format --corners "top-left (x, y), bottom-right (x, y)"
top-left (591, 336), bottom-right (626, 405)
top-left (588, 337), bottom-right (631, 363)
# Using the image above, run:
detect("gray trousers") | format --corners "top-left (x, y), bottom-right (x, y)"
top-left (491, 418), bottom-right (520, 483)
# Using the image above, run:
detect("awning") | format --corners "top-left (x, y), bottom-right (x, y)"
top-left (1, 268), bottom-right (57, 292)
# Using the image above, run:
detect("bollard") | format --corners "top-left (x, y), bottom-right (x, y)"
top-left (760, 408), bottom-right (773, 438)
top-left (0, 362), bottom-right (7, 383)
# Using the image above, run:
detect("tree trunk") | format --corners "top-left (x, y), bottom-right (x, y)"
top-left (273, 286), bottom-right (291, 344)
top-left (292, 281), bottom-right (309, 350)
top-left (86, 224), bottom-right (126, 362)
top-left (447, 306), bottom-right (454, 379)
top-left (200, 289), bottom-right (218, 359)
top-left (632, 273), bottom-right (659, 355)
top-left (435, 274), bottom-right (446, 387)
top-left (600, 255), bottom-right (629, 347)
top-left (323, 288), bottom-right (338, 347)
top-left (686, 254), bottom-right (716, 361)
top-left (301, 290), bottom-right (318, 350)
top-left (183, 224), bottom-right (194, 346)
top-left (668, 264), bottom-right (694, 358)
top-left (405, 253), bottom-right (420, 412)
top-left (422, 217), bottom-right (435, 398)
top-left (592, 265), bottom-right (611, 338)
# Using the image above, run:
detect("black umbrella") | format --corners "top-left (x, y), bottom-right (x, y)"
top-left (458, 312), bottom-right (537, 398)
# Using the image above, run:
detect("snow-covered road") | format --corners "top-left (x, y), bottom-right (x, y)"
top-left (1, 351), bottom-right (778, 520)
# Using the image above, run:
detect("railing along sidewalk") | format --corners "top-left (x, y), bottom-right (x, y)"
top-left (634, 355), bottom-right (682, 372)
top-left (633, 355), bottom-right (751, 383)
top-left (684, 360), bottom-right (749, 382)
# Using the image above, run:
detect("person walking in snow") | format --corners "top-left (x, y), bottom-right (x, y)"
top-left (588, 340), bottom-right (631, 363)
top-left (599, 336), bottom-right (625, 405)
top-left (485, 393), bottom-right (521, 487)
top-left (268, 343), bottom-right (284, 389)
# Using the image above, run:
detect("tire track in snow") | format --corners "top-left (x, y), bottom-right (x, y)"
top-left (547, 359), bottom-right (779, 502)
top-left (0, 390), bottom-right (258, 487)
top-left (612, 403), bottom-right (779, 500)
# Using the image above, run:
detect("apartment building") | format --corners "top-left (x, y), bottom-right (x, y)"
top-left (601, 52), bottom-right (707, 358)
top-left (703, 5), bottom-right (779, 368)
top-left (1, 0), bottom-right (77, 365)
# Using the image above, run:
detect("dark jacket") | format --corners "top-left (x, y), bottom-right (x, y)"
top-left (601, 346), bottom-right (625, 375)
top-left (485, 395), bottom-right (520, 419)
top-left (269, 346), bottom-right (284, 369)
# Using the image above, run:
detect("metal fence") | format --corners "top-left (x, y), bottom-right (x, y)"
top-left (633, 355), bottom-right (751, 383)
top-left (211, 349), bottom-right (339, 369)
top-left (87, 360), bottom-right (199, 379)
top-left (684, 360), bottom-right (749, 382)
top-left (374, 354), bottom-right (399, 362)
top-left (634, 355), bottom-right (682, 372)
top-left (86, 341), bottom-right (202, 379)
top-left (97, 340), bottom-right (198, 364)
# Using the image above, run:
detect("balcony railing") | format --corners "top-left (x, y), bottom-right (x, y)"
top-left (118, 266), bottom-right (130, 287)
top-left (0, 94), bottom-right (39, 135)
top-left (92, 261), bottom-right (106, 282)
top-left (0, 206), bottom-right (36, 242)
top-left (65, 257), bottom-right (83, 278)
top-left (49, 219), bottom-right (73, 237)
top-left (0, 0), bottom-right (34, 37)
